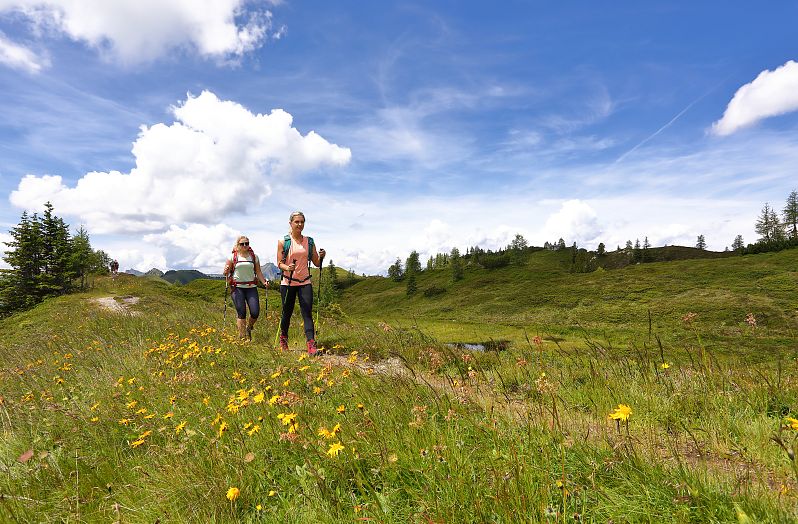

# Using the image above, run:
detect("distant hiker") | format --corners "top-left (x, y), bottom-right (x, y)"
top-left (277, 211), bottom-right (326, 355)
top-left (110, 259), bottom-right (119, 278)
top-left (223, 235), bottom-right (270, 341)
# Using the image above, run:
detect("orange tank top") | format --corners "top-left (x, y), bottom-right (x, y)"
top-left (281, 236), bottom-right (311, 286)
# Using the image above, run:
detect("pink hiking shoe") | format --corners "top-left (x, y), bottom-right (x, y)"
top-left (307, 339), bottom-right (319, 356)
top-left (279, 334), bottom-right (289, 351)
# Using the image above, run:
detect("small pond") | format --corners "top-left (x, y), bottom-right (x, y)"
top-left (446, 340), bottom-right (511, 352)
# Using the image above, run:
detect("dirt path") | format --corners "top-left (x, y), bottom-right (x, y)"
top-left (92, 296), bottom-right (141, 316)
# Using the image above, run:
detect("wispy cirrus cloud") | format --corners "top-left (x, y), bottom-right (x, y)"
top-left (0, 31), bottom-right (47, 72)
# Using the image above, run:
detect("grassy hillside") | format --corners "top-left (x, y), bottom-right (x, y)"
top-left (2, 262), bottom-right (798, 522)
top-left (340, 248), bottom-right (798, 358)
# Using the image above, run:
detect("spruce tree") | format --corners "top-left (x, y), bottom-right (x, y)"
top-left (405, 268), bottom-right (417, 296)
top-left (388, 258), bottom-right (404, 282)
top-left (450, 247), bottom-right (464, 282)
top-left (755, 203), bottom-right (775, 242)
top-left (696, 235), bottom-right (706, 250)
top-left (405, 250), bottom-right (422, 274)
top-left (784, 190), bottom-right (798, 240)
top-left (1, 211), bottom-right (42, 314)
top-left (70, 225), bottom-right (94, 290)
top-left (597, 242), bottom-right (605, 256)
top-left (731, 235), bottom-right (745, 253)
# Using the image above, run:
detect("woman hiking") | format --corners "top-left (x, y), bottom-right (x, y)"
top-left (223, 235), bottom-right (270, 341)
top-left (277, 211), bottom-right (326, 355)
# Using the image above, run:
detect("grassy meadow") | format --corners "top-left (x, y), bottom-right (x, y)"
top-left (1, 248), bottom-right (798, 522)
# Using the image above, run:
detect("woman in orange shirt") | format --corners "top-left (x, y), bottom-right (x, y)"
top-left (276, 212), bottom-right (325, 355)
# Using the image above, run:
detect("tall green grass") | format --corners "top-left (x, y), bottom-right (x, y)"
top-left (0, 263), bottom-right (796, 522)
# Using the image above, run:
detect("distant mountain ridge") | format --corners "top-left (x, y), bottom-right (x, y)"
top-left (127, 262), bottom-right (280, 285)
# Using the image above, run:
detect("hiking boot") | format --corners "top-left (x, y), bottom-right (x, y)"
top-left (307, 339), bottom-right (319, 356)
top-left (279, 334), bottom-right (289, 351)
top-left (246, 325), bottom-right (252, 341)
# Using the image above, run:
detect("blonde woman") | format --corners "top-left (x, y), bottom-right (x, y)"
top-left (223, 235), bottom-right (269, 340)
top-left (276, 211), bottom-right (325, 355)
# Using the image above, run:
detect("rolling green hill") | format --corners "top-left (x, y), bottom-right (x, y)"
top-left (340, 247), bottom-right (798, 356)
top-left (2, 252), bottom-right (798, 522)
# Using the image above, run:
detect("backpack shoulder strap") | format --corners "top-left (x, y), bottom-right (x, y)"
top-left (282, 235), bottom-right (291, 261)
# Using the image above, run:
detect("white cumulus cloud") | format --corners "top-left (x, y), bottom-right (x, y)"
top-left (541, 199), bottom-right (602, 246)
top-left (9, 90), bottom-right (351, 234)
top-left (0, 31), bottom-right (47, 72)
top-left (0, 0), bottom-right (278, 64)
top-left (143, 223), bottom-right (240, 271)
top-left (712, 60), bottom-right (798, 136)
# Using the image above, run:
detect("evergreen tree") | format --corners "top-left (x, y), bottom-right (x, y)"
top-left (632, 239), bottom-right (641, 262)
top-left (1, 211), bottom-right (42, 314)
top-left (770, 207), bottom-right (785, 241)
top-left (755, 203), bottom-right (775, 242)
top-left (510, 234), bottom-right (528, 251)
top-left (70, 225), bottom-right (94, 290)
top-left (405, 250), bottom-right (422, 274)
top-left (39, 202), bottom-right (72, 296)
top-left (625, 240), bottom-right (633, 252)
top-left (327, 260), bottom-right (339, 290)
top-left (388, 258), bottom-right (404, 281)
top-left (405, 267), bottom-right (417, 296)
top-left (426, 256), bottom-right (434, 271)
top-left (784, 190), bottom-right (798, 240)
top-left (556, 238), bottom-right (566, 250)
top-left (450, 247), bottom-right (464, 282)
top-left (596, 242), bottom-right (605, 256)
top-left (696, 235), bottom-right (706, 250)
top-left (731, 235), bottom-right (745, 252)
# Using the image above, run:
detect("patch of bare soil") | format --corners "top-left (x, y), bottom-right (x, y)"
top-left (92, 296), bottom-right (141, 316)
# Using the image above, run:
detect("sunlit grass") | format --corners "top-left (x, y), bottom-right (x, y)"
top-left (1, 272), bottom-right (797, 522)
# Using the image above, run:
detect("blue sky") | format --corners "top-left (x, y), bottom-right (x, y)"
top-left (1, 1), bottom-right (797, 274)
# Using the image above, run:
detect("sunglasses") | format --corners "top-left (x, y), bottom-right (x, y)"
top-left (239, 241), bottom-right (249, 246)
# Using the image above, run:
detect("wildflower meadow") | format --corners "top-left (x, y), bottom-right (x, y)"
top-left (2, 248), bottom-right (798, 522)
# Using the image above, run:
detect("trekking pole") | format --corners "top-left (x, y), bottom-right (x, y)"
top-left (274, 259), bottom-right (296, 347)
top-left (315, 254), bottom-right (325, 330)
top-left (223, 278), bottom-right (229, 332)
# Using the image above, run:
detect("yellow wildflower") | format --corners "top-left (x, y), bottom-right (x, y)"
top-left (130, 438), bottom-right (145, 448)
top-left (327, 442), bottom-right (345, 457)
top-left (336, 405), bottom-right (345, 414)
top-left (660, 362), bottom-right (671, 370)
top-left (164, 412), bottom-right (174, 419)
top-left (218, 421), bottom-right (228, 438)
top-left (268, 394), bottom-right (280, 406)
top-left (609, 404), bottom-right (632, 422)
top-left (253, 392), bottom-right (265, 404)
top-left (785, 417), bottom-right (798, 431)
top-left (226, 487), bottom-right (240, 501)
top-left (175, 420), bottom-right (187, 434)
top-left (247, 424), bottom-right (261, 436)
